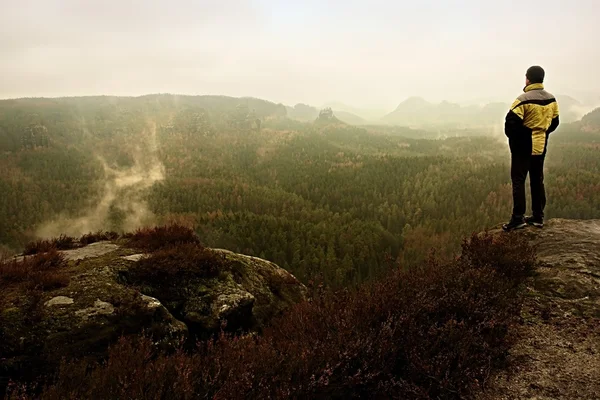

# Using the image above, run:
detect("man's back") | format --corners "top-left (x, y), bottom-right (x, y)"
top-left (506, 83), bottom-right (559, 156)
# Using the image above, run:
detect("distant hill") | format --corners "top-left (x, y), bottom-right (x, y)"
top-left (478, 102), bottom-right (508, 121)
top-left (285, 103), bottom-right (318, 121)
top-left (382, 97), bottom-right (508, 128)
top-left (580, 107), bottom-right (600, 132)
top-left (331, 110), bottom-right (366, 125)
top-left (0, 94), bottom-right (287, 152)
top-left (382, 93), bottom-right (590, 128)
top-left (556, 94), bottom-right (584, 123)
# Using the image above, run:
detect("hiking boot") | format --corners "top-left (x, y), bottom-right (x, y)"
top-left (502, 217), bottom-right (527, 232)
top-left (525, 215), bottom-right (544, 228)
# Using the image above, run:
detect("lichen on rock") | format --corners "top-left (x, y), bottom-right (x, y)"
top-left (45, 296), bottom-right (74, 307)
top-left (74, 299), bottom-right (115, 320)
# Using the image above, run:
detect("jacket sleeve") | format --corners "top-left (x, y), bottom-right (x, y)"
top-left (505, 100), bottom-right (526, 138)
top-left (547, 102), bottom-right (560, 135)
top-left (547, 116), bottom-right (560, 134)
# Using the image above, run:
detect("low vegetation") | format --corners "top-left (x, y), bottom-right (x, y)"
top-left (130, 243), bottom-right (225, 283)
top-left (0, 250), bottom-right (69, 292)
top-left (7, 232), bottom-right (536, 399)
top-left (79, 231), bottom-right (119, 246)
top-left (23, 231), bottom-right (120, 255)
top-left (124, 224), bottom-right (200, 251)
top-left (23, 235), bottom-right (77, 255)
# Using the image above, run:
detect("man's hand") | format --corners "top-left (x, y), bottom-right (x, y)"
top-left (505, 109), bottom-right (525, 138)
top-left (547, 116), bottom-right (560, 135)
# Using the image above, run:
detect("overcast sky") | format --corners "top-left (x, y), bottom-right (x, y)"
top-left (1, 0), bottom-right (599, 109)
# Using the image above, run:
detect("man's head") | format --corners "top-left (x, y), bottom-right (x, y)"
top-left (526, 66), bottom-right (545, 86)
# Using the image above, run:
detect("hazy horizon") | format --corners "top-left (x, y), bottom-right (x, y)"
top-left (2, 0), bottom-right (600, 109)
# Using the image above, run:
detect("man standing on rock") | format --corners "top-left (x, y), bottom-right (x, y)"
top-left (503, 66), bottom-right (560, 231)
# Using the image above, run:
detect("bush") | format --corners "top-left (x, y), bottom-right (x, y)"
top-left (124, 224), bottom-right (200, 251)
top-left (129, 243), bottom-right (224, 284)
top-left (22, 231), bottom-right (121, 256)
top-left (20, 337), bottom-right (197, 400)
top-left (460, 232), bottom-right (537, 280)
top-left (9, 233), bottom-right (536, 399)
top-left (0, 250), bottom-right (69, 291)
top-left (79, 231), bottom-right (120, 246)
top-left (23, 235), bottom-right (77, 255)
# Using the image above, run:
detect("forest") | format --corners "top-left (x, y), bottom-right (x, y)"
top-left (1, 95), bottom-right (600, 287)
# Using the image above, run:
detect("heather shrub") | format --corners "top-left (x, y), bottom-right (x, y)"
top-left (24, 337), bottom-right (197, 400)
top-left (23, 235), bottom-right (77, 255)
top-left (128, 243), bottom-right (224, 285)
top-left (23, 231), bottom-right (121, 256)
top-left (79, 231), bottom-right (120, 246)
top-left (124, 224), bottom-right (200, 251)
top-left (461, 232), bottom-right (537, 280)
top-left (0, 250), bottom-right (69, 291)
top-left (23, 239), bottom-right (55, 256)
top-left (9, 233), bottom-right (536, 399)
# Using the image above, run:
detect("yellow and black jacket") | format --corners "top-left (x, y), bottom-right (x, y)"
top-left (505, 83), bottom-right (560, 156)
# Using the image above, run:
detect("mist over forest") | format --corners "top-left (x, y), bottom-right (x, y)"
top-left (1, 94), bottom-right (599, 286)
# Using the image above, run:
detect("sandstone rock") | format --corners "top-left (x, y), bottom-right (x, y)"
top-left (122, 254), bottom-right (146, 262)
top-left (60, 242), bottom-right (120, 261)
top-left (0, 241), bottom-right (306, 393)
top-left (75, 299), bottom-right (115, 320)
top-left (479, 219), bottom-right (600, 400)
top-left (0, 263), bottom-right (187, 391)
top-left (45, 296), bottom-right (74, 307)
top-left (127, 248), bottom-right (307, 337)
top-left (213, 249), bottom-right (307, 327)
top-left (141, 294), bottom-right (162, 309)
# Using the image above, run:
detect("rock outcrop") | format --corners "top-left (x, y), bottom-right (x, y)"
top-left (120, 248), bottom-right (307, 336)
top-left (480, 219), bottom-right (600, 399)
top-left (0, 242), bottom-right (306, 392)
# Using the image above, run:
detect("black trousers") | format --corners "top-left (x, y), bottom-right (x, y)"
top-left (511, 153), bottom-right (546, 219)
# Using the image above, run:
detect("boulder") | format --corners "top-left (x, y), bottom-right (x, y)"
top-left (0, 242), bottom-right (306, 393)
top-left (0, 254), bottom-right (187, 391)
top-left (214, 249), bottom-right (307, 326)
top-left (45, 296), bottom-right (74, 306)
top-left (120, 248), bottom-right (307, 337)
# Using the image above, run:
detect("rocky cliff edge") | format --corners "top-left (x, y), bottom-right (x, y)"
top-left (480, 219), bottom-right (600, 399)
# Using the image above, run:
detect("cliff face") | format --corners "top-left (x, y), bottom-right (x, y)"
top-left (481, 219), bottom-right (600, 399)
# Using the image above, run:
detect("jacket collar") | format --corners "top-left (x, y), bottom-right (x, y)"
top-left (524, 83), bottom-right (544, 92)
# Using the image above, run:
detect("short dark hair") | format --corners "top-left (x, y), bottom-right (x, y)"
top-left (526, 66), bottom-right (545, 84)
